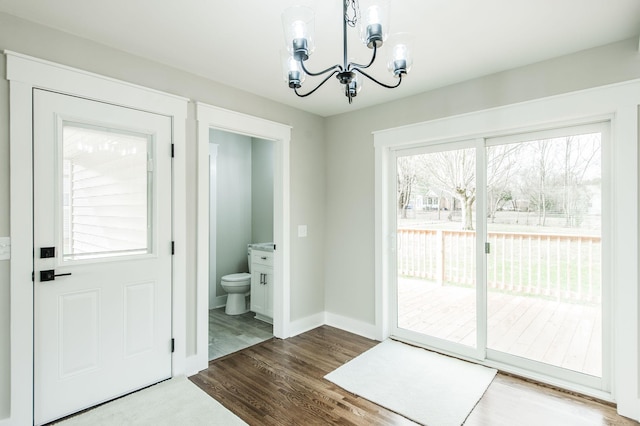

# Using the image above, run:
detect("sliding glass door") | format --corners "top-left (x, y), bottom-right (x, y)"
top-left (392, 123), bottom-right (608, 390)
top-left (485, 125), bottom-right (606, 386)
top-left (393, 141), bottom-right (481, 358)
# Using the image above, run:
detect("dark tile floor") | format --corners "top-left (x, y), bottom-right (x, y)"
top-left (208, 307), bottom-right (273, 360)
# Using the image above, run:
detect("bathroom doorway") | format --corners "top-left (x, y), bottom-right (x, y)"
top-left (195, 102), bottom-right (291, 372)
top-left (208, 130), bottom-right (275, 360)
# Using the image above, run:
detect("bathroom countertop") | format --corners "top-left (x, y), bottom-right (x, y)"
top-left (250, 242), bottom-right (275, 252)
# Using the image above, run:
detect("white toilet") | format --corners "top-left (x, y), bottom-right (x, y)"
top-left (220, 247), bottom-right (252, 315)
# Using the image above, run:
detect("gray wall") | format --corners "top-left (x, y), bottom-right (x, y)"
top-left (323, 37), bottom-right (640, 325)
top-left (211, 130), bottom-right (253, 303)
top-left (0, 12), bottom-right (326, 419)
top-left (251, 138), bottom-right (274, 244)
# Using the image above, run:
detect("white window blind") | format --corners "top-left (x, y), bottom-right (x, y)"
top-left (62, 123), bottom-right (152, 260)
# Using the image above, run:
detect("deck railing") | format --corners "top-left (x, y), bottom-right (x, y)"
top-left (397, 229), bottom-right (601, 304)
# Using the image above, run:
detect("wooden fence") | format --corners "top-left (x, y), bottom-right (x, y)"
top-left (397, 229), bottom-right (601, 304)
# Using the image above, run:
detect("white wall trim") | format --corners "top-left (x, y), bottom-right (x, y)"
top-left (373, 78), bottom-right (640, 145)
top-left (324, 312), bottom-right (380, 341)
top-left (211, 295), bottom-right (228, 310)
top-left (184, 355), bottom-right (203, 377)
top-left (208, 143), bottom-right (219, 308)
top-left (286, 311), bottom-right (381, 342)
top-left (195, 102), bottom-right (292, 372)
top-left (4, 51), bottom-right (189, 425)
top-left (287, 313), bottom-right (326, 338)
top-left (374, 79), bottom-right (640, 420)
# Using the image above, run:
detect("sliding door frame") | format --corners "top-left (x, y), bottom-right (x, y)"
top-left (387, 122), bottom-right (610, 393)
top-left (374, 80), bottom-right (640, 414)
top-left (483, 122), bottom-right (611, 394)
top-left (388, 140), bottom-right (487, 362)
top-left (385, 121), bottom-right (610, 393)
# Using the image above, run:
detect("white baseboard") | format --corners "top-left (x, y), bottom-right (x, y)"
top-left (324, 312), bottom-right (379, 341)
top-left (286, 312), bottom-right (325, 338)
top-left (209, 295), bottom-right (227, 310)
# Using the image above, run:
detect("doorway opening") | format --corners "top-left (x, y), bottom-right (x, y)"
top-left (195, 102), bottom-right (291, 372)
top-left (208, 129), bottom-right (275, 360)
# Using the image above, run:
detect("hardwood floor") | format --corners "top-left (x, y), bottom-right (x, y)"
top-left (191, 326), bottom-right (635, 425)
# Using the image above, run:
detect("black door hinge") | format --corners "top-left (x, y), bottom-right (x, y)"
top-left (32, 271), bottom-right (34, 282)
top-left (273, 244), bottom-right (276, 251)
top-left (171, 338), bottom-right (175, 353)
top-left (171, 241), bottom-right (175, 255)
top-left (171, 144), bottom-right (175, 158)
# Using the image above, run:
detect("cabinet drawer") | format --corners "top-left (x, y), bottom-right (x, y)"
top-left (252, 250), bottom-right (273, 267)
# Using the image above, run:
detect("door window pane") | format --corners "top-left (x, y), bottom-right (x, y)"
top-left (396, 147), bottom-right (477, 348)
top-left (62, 122), bottom-right (152, 261)
top-left (486, 132), bottom-right (602, 377)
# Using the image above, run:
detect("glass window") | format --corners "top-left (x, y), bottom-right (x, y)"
top-left (62, 122), bottom-right (152, 261)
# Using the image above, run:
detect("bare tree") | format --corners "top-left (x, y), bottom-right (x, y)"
top-left (517, 135), bottom-right (601, 228)
top-left (531, 139), bottom-right (554, 226)
top-left (487, 144), bottom-right (521, 222)
top-left (428, 148), bottom-right (476, 230)
top-left (397, 156), bottom-right (418, 219)
top-left (561, 135), bottom-right (600, 227)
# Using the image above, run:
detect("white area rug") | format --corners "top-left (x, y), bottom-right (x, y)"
top-left (55, 376), bottom-right (246, 425)
top-left (325, 339), bottom-right (496, 426)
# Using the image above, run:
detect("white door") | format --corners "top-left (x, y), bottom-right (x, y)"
top-left (33, 89), bottom-right (173, 425)
top-left (392, 142), bottom-right (482, 360)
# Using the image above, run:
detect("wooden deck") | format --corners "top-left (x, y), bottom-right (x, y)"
top-left (397, 277), bottom-right (602, 377)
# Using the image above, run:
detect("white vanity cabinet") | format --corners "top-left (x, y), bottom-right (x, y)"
top-left (251, 248), bottom-right (273, 323)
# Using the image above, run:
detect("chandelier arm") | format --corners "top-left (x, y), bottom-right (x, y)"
top-left (354, 68), bottom-right (404, 89)
top-left (293, 70), bottom-right (341, 97)
top-left (299, 60), bottom-right (343, 77)
top-left (348, 44), bottom-right (377, 70)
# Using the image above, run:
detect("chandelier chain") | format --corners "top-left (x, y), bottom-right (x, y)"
top-left (344, 0), bottom-right (359, 27)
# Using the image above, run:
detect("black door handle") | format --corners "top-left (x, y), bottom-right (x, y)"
top-left (40, 270), bottom-right (72, 282)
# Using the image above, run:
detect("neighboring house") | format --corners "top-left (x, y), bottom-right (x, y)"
top-left (416, 190), bottom-right (458, 211)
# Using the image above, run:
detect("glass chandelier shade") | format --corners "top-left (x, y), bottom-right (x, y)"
top-left (281, 0), bottom-right (412, 104)
top-left (359, 0), bottom-right (390, 48)
top-left (282, 50), bottom-right (306, 88)
top-left (344, 71), bottom-right (363, 99)
top-left (281, 6), bottom-right (315, 61)
top-left (387, 32), bottom-right (414, 76)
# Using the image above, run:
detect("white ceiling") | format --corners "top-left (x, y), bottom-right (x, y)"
top-left (1, 0), bottom-right (639, 117)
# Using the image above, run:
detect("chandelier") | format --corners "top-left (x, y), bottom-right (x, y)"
top-left (281, 0), bottom-right (413, 104)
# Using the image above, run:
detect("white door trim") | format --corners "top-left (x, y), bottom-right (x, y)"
top-left (373, 79), bottom-right (640, 420)
top-left (5, 51), bottom-right (188, 426)
top-left (195, 102), bottom-right (291, 372)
